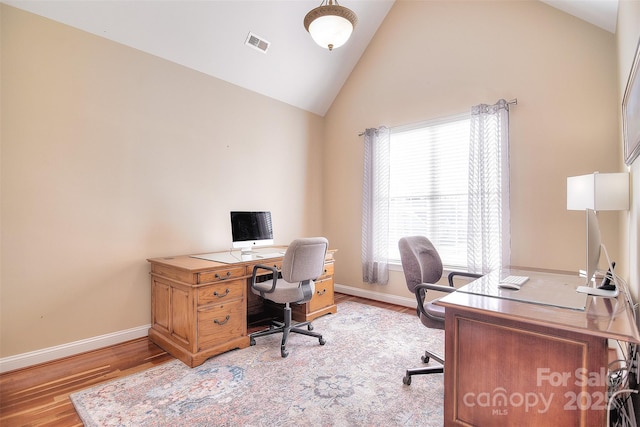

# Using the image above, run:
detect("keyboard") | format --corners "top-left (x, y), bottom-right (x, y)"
top-left (498, 275), bottom-right (529, 290)
top-left (254, 252), bottom-right (285, 259)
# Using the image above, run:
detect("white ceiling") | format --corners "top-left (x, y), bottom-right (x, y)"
top-left (4, 0), bottom-right (618, 116)
top-left (541, 0), bottom-right (618, 33)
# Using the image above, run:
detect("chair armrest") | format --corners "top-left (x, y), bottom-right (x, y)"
top-left (447, 271), bottom-right (482, 287)
top-left (415, 283), bottom-right (457, 294)
top-left (251, 264), bottom-right (279, 294)
top-left (414, 283), bottom-right (456, 320)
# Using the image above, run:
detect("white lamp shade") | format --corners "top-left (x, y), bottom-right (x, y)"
top-left (567, 172), bottom-right (629, 211)
top-left (308, 15), bottom-right (354, 50)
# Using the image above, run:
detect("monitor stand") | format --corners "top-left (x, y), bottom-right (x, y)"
top-left (239, 249), bottom-right (255, 261)
top-left (576, 245), bottom-right (619, 298)
top-left (576, 286), bottom-right (618, 298)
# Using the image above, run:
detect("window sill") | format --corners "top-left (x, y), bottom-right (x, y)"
top-left (389, 261), bottom-right (474, 276)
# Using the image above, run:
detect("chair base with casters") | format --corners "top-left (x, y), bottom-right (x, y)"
top-left (249, 303), bottom-right (326, 358)
top-left (402, 350), bottom-right (444, 385)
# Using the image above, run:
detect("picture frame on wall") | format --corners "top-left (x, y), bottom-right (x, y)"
top-left (623, 38), bottom-right (640, 166)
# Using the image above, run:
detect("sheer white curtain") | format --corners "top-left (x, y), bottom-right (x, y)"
top-left (467, 99), bottom-right (511, 274)
top-left (361, 126), bottom-right (390, 285)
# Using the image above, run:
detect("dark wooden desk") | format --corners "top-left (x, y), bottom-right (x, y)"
top-left (437, 269), bottom-right (640, 426)
top-left (147, 248), bottom-right (337, 367)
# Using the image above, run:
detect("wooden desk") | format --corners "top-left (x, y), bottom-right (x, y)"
top-left (437, 269), bottom-right (640, 427)
top-left (146, 248), bottom-right (337, 367)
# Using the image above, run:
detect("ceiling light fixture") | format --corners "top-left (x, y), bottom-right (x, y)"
top-left (304, 0), bottom-right (358, 51)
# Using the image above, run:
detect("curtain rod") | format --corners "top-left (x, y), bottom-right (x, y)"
top-left (358, 98), bottom-right (518, 136)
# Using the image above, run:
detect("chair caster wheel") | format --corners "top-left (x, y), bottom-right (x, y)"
top-left (319, 337), bottom-right (326, 345)
top-left (403, 375), bottom-right (412, 385)
top-left (308, 324), bottom-right (314, 331)
top-left (281, 346), bottom-right (289, 358)
top-left (422, 355), bottom-right (430, 363)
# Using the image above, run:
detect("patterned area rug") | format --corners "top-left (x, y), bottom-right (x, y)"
top-left (70, 301), bottom-right (444, 426)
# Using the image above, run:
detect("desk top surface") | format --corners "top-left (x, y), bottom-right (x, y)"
top-left (148, 247), bottom-right (336, 272)
top-left (438, 269), bottom-right (640, 344)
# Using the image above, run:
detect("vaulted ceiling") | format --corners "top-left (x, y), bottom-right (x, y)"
top-left (4, 0), bottom-right (618, 116)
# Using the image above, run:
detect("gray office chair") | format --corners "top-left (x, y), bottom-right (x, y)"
top-left (249, 237), bottom-right (328, 358)
top-left (398, 235), bottom-right (482, 385)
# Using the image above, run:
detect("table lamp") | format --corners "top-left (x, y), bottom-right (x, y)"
top-left (567, 171), bottom-right (629, 296)
top-left (567, 172), bottom-right (629, 212)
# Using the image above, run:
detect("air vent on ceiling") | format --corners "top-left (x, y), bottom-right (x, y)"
top-left (245, 32), bottom-right (270, 54)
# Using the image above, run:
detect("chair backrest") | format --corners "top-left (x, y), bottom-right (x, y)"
top-left (398, 236), bottom-right (443, 293)
top-left (281, 237), bottom-right (328, 283)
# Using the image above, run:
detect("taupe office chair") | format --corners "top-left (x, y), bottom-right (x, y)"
top-left (249, 237), bottom-right (328, 358)
top-left (398, 236), bottom-right (482, 385)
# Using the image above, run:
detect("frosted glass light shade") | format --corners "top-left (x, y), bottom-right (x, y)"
top-left (308, 15), bottom-right (353, 50)
top-left (567, 172), bottom-right (629, 211)
top-left (304, 1), bottom-right (357, 51)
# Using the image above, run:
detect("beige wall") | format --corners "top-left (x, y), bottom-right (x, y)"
top-left (324, 0), bottom-right (621, 298)
top-left (1, 1), bottom-right (632, 361)
top-left (617, 1), bottom-right (640, 308)
top-left (0, 5), bottom-right (324, 357)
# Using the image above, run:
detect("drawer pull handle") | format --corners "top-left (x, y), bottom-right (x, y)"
top-left (213, 289), bottom-right (230, 298)
top-left (317, 289), bottom-right (327, 296)
top-left (214, 315), bottom-right (230, 325)
top-left (215, 272), bottom-right (232, 280)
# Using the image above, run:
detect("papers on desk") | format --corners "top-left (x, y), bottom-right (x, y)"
top-left (457, 270), bottom-right (589, 311)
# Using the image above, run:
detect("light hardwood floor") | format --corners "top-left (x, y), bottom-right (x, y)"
top-left (0, 294), bottom-right (411, 427)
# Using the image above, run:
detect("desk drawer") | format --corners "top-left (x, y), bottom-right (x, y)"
top-left (197, 300), bottom-right (246, 351)
top-left (251, 261), bottom-right (282, 276)
top-left (197, 267), bottom-right (245, 284)
top-left (197, 281), bottom-right (244, 306)
top-left (309, 277), bottom-right (334, 312)
top-left (319, 262), bottom-right (334, 279)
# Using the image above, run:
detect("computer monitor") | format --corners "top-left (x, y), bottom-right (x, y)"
top-left (576, 208), bottom-right (618, 297)
top-left (230, 211), bottom-right (274, 254)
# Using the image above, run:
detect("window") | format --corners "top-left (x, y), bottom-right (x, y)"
top-left (388, 114), bottom-right (471, 268)
top-left (363, 100), bottom-right (510, 281)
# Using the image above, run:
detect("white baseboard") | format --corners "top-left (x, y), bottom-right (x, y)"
top-left (0, 324), bottom-right (151, 374)
top-left (334, 283), bottom-right (416, 309)
top-left (1, 286), bottom-right (412, 373)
